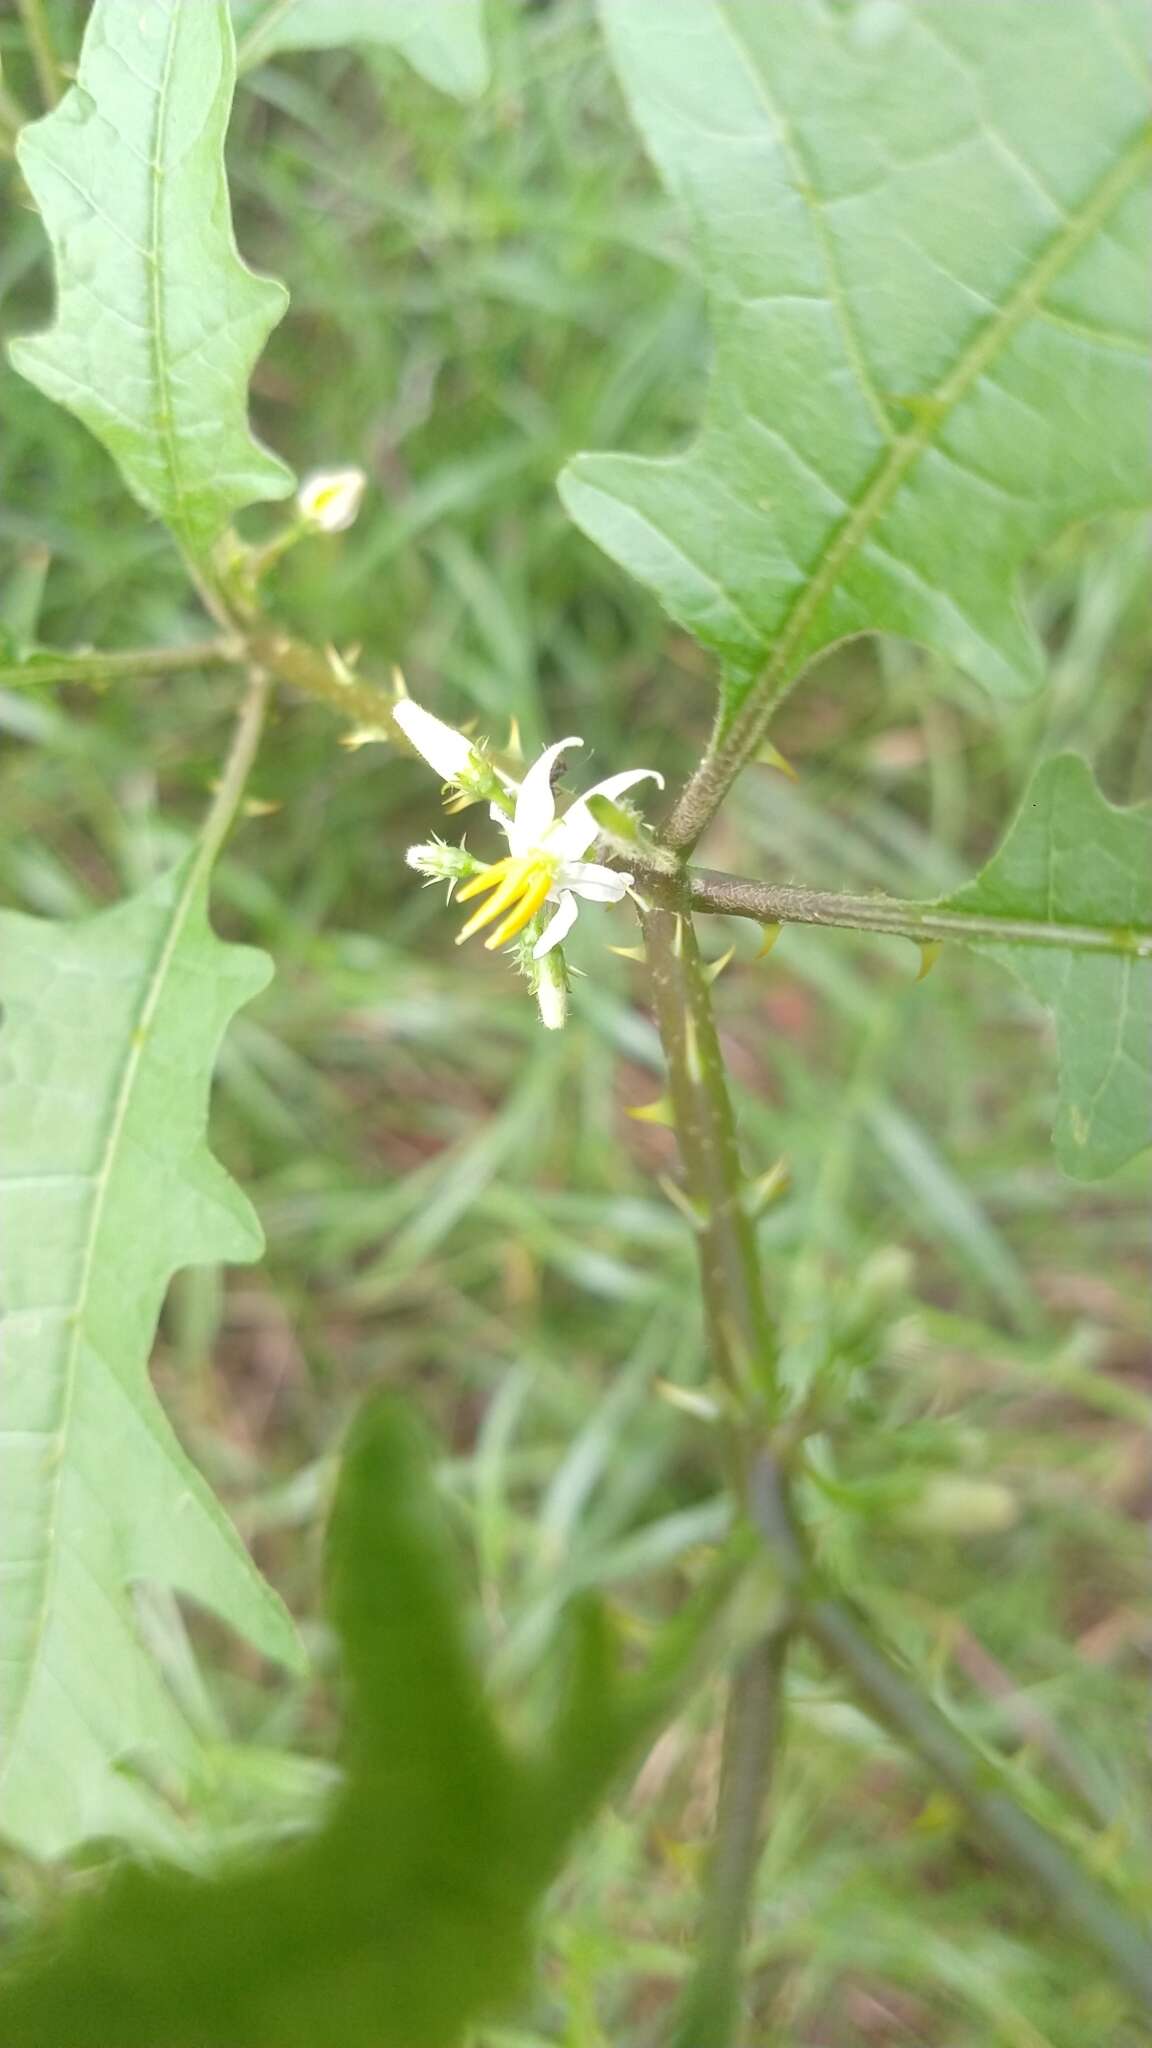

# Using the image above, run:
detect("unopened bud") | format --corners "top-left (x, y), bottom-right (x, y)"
top-left (406, 840), bottom-right (482, 885)
top-left (534, 948), bottom-right (569, 1031)
top-left (297, 467), bottom-right (367, 534)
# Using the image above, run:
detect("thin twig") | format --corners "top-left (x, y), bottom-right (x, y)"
top-left (17, 0), bottom-right (63, 109)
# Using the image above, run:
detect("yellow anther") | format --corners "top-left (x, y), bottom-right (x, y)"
top-left (456, 855), bottom-right (518, 904)
top-left (485, 863), bottom-right (555, 949)
top-left (456, 861), bottom-right (534, 942)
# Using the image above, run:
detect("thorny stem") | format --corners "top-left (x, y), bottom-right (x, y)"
top-left (639, 860), bottom-right (1152, 2034)
top-left (17, 0), bottom-right (63, 108)
top-left (681, 866), bottom-right (1152, 960)
top-left (638, 868), bottom-right (776, 1438)
top-left (639, 872), bottom-right (784, 2045)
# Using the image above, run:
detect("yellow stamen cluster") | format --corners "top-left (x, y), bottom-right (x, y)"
top-left (454, 854), bottom-right (557, 949)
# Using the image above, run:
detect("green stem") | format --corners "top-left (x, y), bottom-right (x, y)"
top-left (17, 0), bottom-right (63, 108)
top-left (637, 869), bottom-right (776, 1428)
top-left (681, 867), bottom-right (1152, 960)
top-left (672, 1630), bottom-right (791, 2048)
top-left (750, 1452), bottom-right (1152, 2011)
top-left (640, 870), bottom-right (784, 2044)
top-left (638, 866), bottom-right (1152, 2028)
top-left (196, 663), bottom-right (271, 869)
top-left (0, 640), bottom-right (241, 692)
top-left (241, 624), bottom-right (402, 732)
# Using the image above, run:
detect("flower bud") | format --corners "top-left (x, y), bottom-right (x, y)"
top-left (296, 467), bottom-right (367, 534)
top-left (533, 948), bottom-right (569, 1031)
top-left (406, 840), bottom-right (482, 884)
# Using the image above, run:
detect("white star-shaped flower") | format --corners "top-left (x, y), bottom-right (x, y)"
top-left (395, 701), bottom-right (662, 959)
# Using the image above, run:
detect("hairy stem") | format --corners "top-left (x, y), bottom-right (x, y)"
top-left (681, 867), bottom-right (1152, 960)
top-left (17, 0), bottom-right (63, 108)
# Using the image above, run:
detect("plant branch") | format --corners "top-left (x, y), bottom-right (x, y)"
top-left (243, 624), bottom-right (402, 732)
top-left (637, 869), bottom-right (776, 1426)
top-left (196, 663), bottom-right (272, 871)
top-left (0, 640), bottom-right (241, 692)
top-left (638, 869), bottom-right (785, 2043)
top-left (672, 1629), bottom-right (792, 2048)
top-left (17, 0), bottom-right (63, 108)
top-left (645, 864), bottom-right (1151, 962)
top-left (750, 1453), bottom-right (1152, 2012)
top-left (638, 866), bottom-right (1152, 2025)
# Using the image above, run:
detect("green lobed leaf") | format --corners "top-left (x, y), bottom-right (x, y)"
top-left (0, 1400), bottom-right (725, 2047)
top-left (938, 755), bottom-right (1152, 1180)
top-left (0, 856), bottom-right (300, 1859)
top-left (561, 0), bottom-right (1152, 725)
top-left (232, 0), bottom-right (490, 97)
top-left (10, 0), bottom-right (294, 558)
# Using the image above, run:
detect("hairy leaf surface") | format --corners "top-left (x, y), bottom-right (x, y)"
top-left (11, 0), bottom-right (293, 557)
top-left (562, 0), bottom-right (1152, 725)
top-left (232, 0), bottom-right (489, 96)
top-left (0, 1401), bottom-right (720, 2044)
top-left (940, 755), bottom-right (1152, 1180)
top-left (0, 858), bottom-right (299, 1857)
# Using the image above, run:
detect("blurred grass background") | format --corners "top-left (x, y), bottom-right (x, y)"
top-left (1, 2), bottom-right (1150, 2040)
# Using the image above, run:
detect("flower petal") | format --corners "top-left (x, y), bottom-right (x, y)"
top-left (393, 699), bottom-right (476, 784)
top-left (510, 737), bottom-right (583, 855)
top-left (533, 891), bottom-right (580, 958)
top-left (556, 860), bottom-right (632, 903)
top-left (549, 768), bottom-right (664, 859)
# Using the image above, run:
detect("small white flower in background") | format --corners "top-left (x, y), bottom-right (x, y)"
top-left (296, 467), bottom-right (367, 534)
top-left (397, 698), bottom-right (662, 998)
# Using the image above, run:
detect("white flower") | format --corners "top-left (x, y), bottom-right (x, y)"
top-left (400, 712), bottom-right (662, 963)
top-left (296, 467), bottom-right (367, 533)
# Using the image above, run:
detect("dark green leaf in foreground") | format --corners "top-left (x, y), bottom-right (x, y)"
top-left (562, 0), bottom-right (1152, 725)
top-left (0, 1402), bottom-right (727, 2047)
top-left (0, 859), bottom-right (299, 1858)
top-left (939, 755), bottom-right (1152, 1180)
top-left (232, 0), bottom-right (489, 97)
top-left (11, 0), bottom-right (293, 558)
